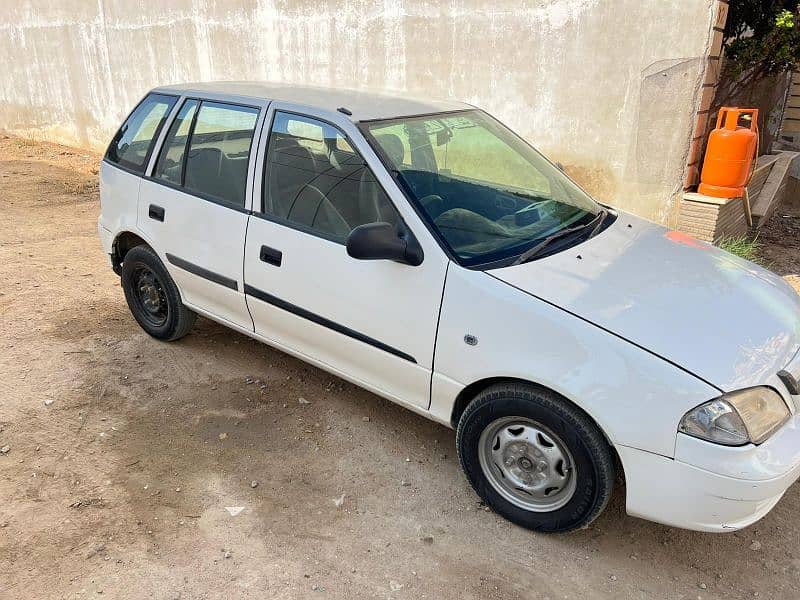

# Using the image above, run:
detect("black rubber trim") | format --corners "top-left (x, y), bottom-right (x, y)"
top-left (148, 204), bottom-right (165, 221)
top-left (259, 245), bottom-right (283, 266)
top-left (244, 284), bottom-right (416, 363)
top-left (778, 369), bottom-right (800, 395)
top-left (165, 253), bottom-right (238, 291)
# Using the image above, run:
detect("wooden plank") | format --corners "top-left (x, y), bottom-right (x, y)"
top-left (783, 107), bottom-right (800, 120)
top-left (783, 119), bottom-right (800, 133)
top-left (751, 152), bottom-right (798, 226)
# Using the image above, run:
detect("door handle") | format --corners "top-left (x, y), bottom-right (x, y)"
top-left (259, 245), bottom-right (282, 267)
top-left (148, 204), bottom-right (165, 222)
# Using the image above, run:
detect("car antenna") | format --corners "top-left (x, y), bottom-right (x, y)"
top-left (337, 107), bottom-right (353, 116)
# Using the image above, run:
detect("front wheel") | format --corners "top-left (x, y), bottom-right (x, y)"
top-left (456, 383), bottom-right (615, 533)
top-left (120, 245), bottom-right (196, 341)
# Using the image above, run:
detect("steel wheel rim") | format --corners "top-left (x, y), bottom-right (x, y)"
top-left (131, 265), bottom-right (169, 327)
top-left (478, 417), bottom-right (577, 512)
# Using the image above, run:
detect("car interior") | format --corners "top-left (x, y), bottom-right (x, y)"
top-left (183, 131), bottom-right (252, 206)
top-left (372, 129), bottom-right (584, 259)
top-left (263, 127), bottom-right (399, 241)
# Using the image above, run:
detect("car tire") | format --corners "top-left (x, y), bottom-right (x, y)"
top-left (456, 382), bottom-right (615, 533)
top-left (120, 244), bottom-right (196, 341)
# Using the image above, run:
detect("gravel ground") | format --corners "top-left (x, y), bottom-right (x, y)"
top-left (1, 135), bottom-right (799, 599)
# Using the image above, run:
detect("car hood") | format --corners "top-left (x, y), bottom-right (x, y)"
top-left (491, 212), bottom-right (800, 392)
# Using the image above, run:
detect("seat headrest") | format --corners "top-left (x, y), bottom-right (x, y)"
top-left (375, 134), bottom-right (405, 167)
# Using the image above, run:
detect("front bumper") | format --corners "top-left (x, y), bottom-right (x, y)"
top-left (618, 412), bottom-right (800, 532)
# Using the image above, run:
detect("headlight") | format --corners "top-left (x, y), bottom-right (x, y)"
top-left (679, 387), bottom-right (791, 446)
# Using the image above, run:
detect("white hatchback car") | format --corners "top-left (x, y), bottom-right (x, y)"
top-left (99, 82), bottom-right (800, 533)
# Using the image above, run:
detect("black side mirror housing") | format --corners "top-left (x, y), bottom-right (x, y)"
top-left (346, 222), bottom-right (424, 266)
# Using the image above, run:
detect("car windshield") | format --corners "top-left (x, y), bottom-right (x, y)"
top-left (363, 110), bottom-right (602, 266)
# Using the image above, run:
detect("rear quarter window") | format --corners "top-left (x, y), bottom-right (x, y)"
top-left (106, 93), bottom-right (177, 173)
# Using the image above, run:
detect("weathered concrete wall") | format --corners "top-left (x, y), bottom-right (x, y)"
top-left (0, 0), bottom-right (717, 223)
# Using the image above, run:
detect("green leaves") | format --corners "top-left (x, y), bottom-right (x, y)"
top-left (775, 9), bottom-right (795, 29)
top-left (724, 3), bottom-right (800, 78)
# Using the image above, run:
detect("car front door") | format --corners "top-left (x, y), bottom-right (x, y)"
top-left (137, 96), bottom-right (267, 331)
top-left (243, 107), bottom-right (449, 409)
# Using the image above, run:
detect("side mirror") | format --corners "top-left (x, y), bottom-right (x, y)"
top-left (346, 222), bottom-right (424, 266)
top-left (555, 161), bottom-right (565, 172)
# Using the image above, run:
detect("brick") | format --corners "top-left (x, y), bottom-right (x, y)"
top-left (685, 165), bottom-right (700, 189)
top-left (710, 29), bottom-right (724, 57)
top-left (703, 57), bottom-right (722, 87)
top-left (687, 138), bottom-right (703, 166)
top-left (714, 2), bottom-right (729, 30)
top-left (692, 111), bottom-right (710, 140)
top-left (698, 84), bottom-right (717, 114)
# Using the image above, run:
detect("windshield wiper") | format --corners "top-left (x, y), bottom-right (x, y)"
top-left (511, 209), bottom-right (607, 266)
top-left (587, 208), bottom-right (609, 239)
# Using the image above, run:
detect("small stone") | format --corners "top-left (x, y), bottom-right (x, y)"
top-left (223, 550), bottom-right (232, 558)
top-left (400, 480), bottom-right (411, 487)
top-left (311, 584), bottom-right (325, 592)
top-left (244, 377), bottom-right (254, 384)
top-left (749, 540), bottom-right (762, 551)
top-left (0, 446), bottom-right (9, 455)
top-left (175, 487), bottom-right (181, 493)
top-left (362, 416), bottom-right (370, 422)
top-left (405, 457), bottom-right (411, 462)
top-left (298, 397), bottom-right (310, 405)
top-left (699, 583), bottom-right (707, 590)
top-left (44, 399), bottom-right (54, 406)
top-left (250, 480), bottom-right (258, 489)
top-left (609, 575), bottom-right (617, 581)
top-left (218, 432), bottom-right (228, 441)
top-left (420, 535), bottom-right (434, 544)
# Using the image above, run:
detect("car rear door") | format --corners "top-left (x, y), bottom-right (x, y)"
top-left (100, 93), bottom-right (178, 238)
top-left (243, 105), bottom-right (449, 409)
top-left (137, 95), bottom-right (268, 331)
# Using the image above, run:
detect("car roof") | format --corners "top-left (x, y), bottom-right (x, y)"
top-left (152, 81), bottom-right (474, 122)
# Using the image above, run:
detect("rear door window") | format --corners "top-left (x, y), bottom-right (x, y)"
top-left (152, 99), bottom-right (259, 208)
top-left (183, 101), bottom-right (259, 207)
top-left (153, 99), bottom-right (200, 186)
top-left (106, 93), bottom-right (177, 173)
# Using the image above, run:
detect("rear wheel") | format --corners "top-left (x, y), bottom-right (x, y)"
top-left (456, 382), bottom-right (615, 533)
top-left (121, 245), bottom-right (196, 341)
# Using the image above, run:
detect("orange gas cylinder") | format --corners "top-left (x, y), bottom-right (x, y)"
top-left (698, 107), bottom-right (759, 198)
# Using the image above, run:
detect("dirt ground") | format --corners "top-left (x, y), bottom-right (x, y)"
top-left (1, 135), bottom-right (800, 600)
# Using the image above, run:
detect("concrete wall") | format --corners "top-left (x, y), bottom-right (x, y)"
top-left (0, 0), bottom-right (718, 223)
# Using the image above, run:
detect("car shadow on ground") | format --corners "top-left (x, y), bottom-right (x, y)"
top-left (53, 303), bottom-right (800, 598)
